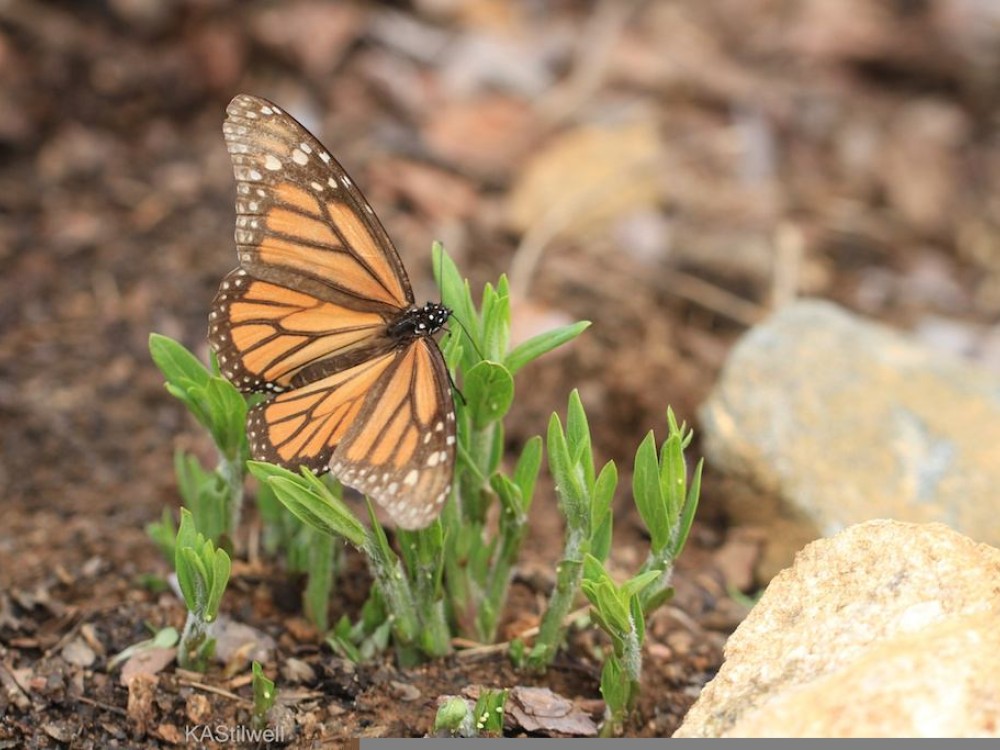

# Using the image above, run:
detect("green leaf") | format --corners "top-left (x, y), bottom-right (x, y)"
top-left (303, 530), bottom-right (335, 632)
top-left (509, 637), bottom-right (526, 668)
top-left (565, 390), bottom-right (594, 489)
top-left (473, 688), bottom-right (507, 737)
top-left (630, 594), bottom-right (646, 645)
top-left (642, 585), bottom-right (675, 613)
top-left (441, 326), bottom-right (465, 371)
top-left (108, 626), bottom-right (180, 671)
top-left (505, 321), bottom-right (591, 375)
top-left (600, 657), bottom-right (627, 715)
top-left (672, 458), bottom-right (703, 556)
top-left (589, 461), bottom-right (617, 562)
top-left (166, 381), bottom-right (212, 429)
top-left (177, 548), bottom-right (206, 612)
top-left (205, 547), bottom-right (231, 622)
top-left (659, 432), bottom-right (685, 523)
top-left (174, 451), bottom-right (228, 543)
top-left (632, 432), bottom-right (668, 552)
top-left (251, 660), bottom-right (276, 730)
top-left (174, 509), bottom-right (200, 609)
top-left (248, 462), bottom-right (366, 547)
top-left (621, 569), bottom-right (661, 599)
top-left (582, 554), bottom-right (607, 585)
top-left (266, 476), bottom-right (367, 548)
top-left (149, 334), bottom-right (211, 389)
top-left (596, 581), bottom-right (630, 635)
top-left (204, 377), bottom-right (247, 458)
top-left (491, 474), bottom-right (524, 523)
top-left (463, 360), bottom-right (514, 428)
top-left (246, 460), bottom-right (299, 485)
top-left (546, 412), bottom-right (586, 516)
top-left (512, 436), bottom-right (543, 510)
top-left (146, 507), bottom-right (176, 561)
top-left (480, 279), bottom-right (510, 362)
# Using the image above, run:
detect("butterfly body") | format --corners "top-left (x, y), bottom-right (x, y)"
top-left (209, 94), bottom-right (456, 529)
top-left (386, 301), bottom-right (451, 341)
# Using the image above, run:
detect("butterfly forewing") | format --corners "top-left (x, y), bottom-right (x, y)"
top-left (210, 94), bottom-right (456, 529)
top-left (223, 94), bottom-right (413, 312)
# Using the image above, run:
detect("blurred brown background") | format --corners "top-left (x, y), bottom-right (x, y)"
top-left (2, 0), bottom-right (1000, 567)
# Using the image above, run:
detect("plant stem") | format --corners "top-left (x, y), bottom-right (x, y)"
top-left (526, 552), bottom-right (584, 671)
top-left (304, 530), bottom-right (335, 632)
top-left (178, 611), bottom-right (212, 671)
top-left (477, 501), bottom-right (527, 643)
top-left (638, 547), bottom-right (681, 614)
top-left (217, 453), bottom-right (244, 539)
top-left (465, 425), bottom-right (496, 524)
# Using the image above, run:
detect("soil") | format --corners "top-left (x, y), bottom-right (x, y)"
top-left (2, 0), bottom-right (999, 746)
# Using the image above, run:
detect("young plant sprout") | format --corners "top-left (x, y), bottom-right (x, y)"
top-left (174, 508), bottom-right (231, 671)
top-left (433, 689), bottom-right (508, 738)
top-left (149, 334), bottom-right (248, 538)
top-left (251, 661), bottom-right (277, 731)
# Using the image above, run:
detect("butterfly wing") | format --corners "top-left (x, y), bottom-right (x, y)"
top-left (223, 94), bottom-right (413, 311)
top-left (210, 268), bottom-right (389, 392)
top-left (211, 94), bottom-right (416, 392)
top-left (246, 350), bottom-right (398, 473)
top-left (331, 338), bottom-right (456, 529)
top-left (212, 94), bottom-right (456, 528)
top-left (248, 337), bottom-right (455, 527)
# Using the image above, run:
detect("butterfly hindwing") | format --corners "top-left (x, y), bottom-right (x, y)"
top-left (331, 338), bottom-right (456, 530)
top-left (209, 268), bottom-right (389, 393)
top-left (246, 351), bottom-right (398, 472)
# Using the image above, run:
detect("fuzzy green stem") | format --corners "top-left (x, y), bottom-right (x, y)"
top-left (526, 551), bottom-right (584, 671)
top-left (217, 454), bottom-right (244, 538)
top-left (364, 542), bottom-right (450, 662)
top-left (637, 552), bottom-right (676, 613)
top-left (464, 425), bottom-right (496, 523)
top-left (477, 502), bottom-right (527, 643)
top-left (177, 610), bottom-right (213, 671)
top-left (304, 531), bottom-right (335, 632)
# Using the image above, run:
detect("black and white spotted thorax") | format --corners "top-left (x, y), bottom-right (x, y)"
top-left (387, 302), bottom-right (451, 342)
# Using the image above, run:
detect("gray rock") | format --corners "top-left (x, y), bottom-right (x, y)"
top-left (699, 299), bottom-right (1000, 579)
top-left (675, 520), bottom-right (1000, 738)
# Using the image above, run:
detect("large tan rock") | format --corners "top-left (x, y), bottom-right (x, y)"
top-left (699, 299), bottom-right (1000, 579)
top-left (675, 521), bottom-right (1000, 738)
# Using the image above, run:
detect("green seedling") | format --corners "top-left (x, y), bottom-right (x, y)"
top-left (525, 389), bottom-right (616, 672)
top-left (582, 557), bottom-right (659, 736)
top-left (435, 243), bottom-right (588, 644)
top-left (632, 407), bottom-right (702, 612)
top-left (149, 333), bottom-right (248, 539)
top-left (251, 661), bottom-right (277, 731)
top-left (174, 508), bottom-right (231, 671)
top-left (582, 408), bottom-right (704, 735)
top-left (433, 689), bottom-right (508, 738)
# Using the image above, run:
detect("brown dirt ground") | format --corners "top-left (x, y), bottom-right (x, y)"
top-left (2, 0), bottom-right (999, 746)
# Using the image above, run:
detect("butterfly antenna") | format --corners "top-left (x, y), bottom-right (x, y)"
top-left (447, 365), bottom-right (467, 407)
top-left (446, 315), bottom-right (486, 362)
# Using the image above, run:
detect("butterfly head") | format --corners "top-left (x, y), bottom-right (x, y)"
top-left (388, 302), bottom-right (452, 342)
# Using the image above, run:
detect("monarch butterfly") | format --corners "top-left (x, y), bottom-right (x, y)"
top-left (208, 94), bottom-right (455, 530)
